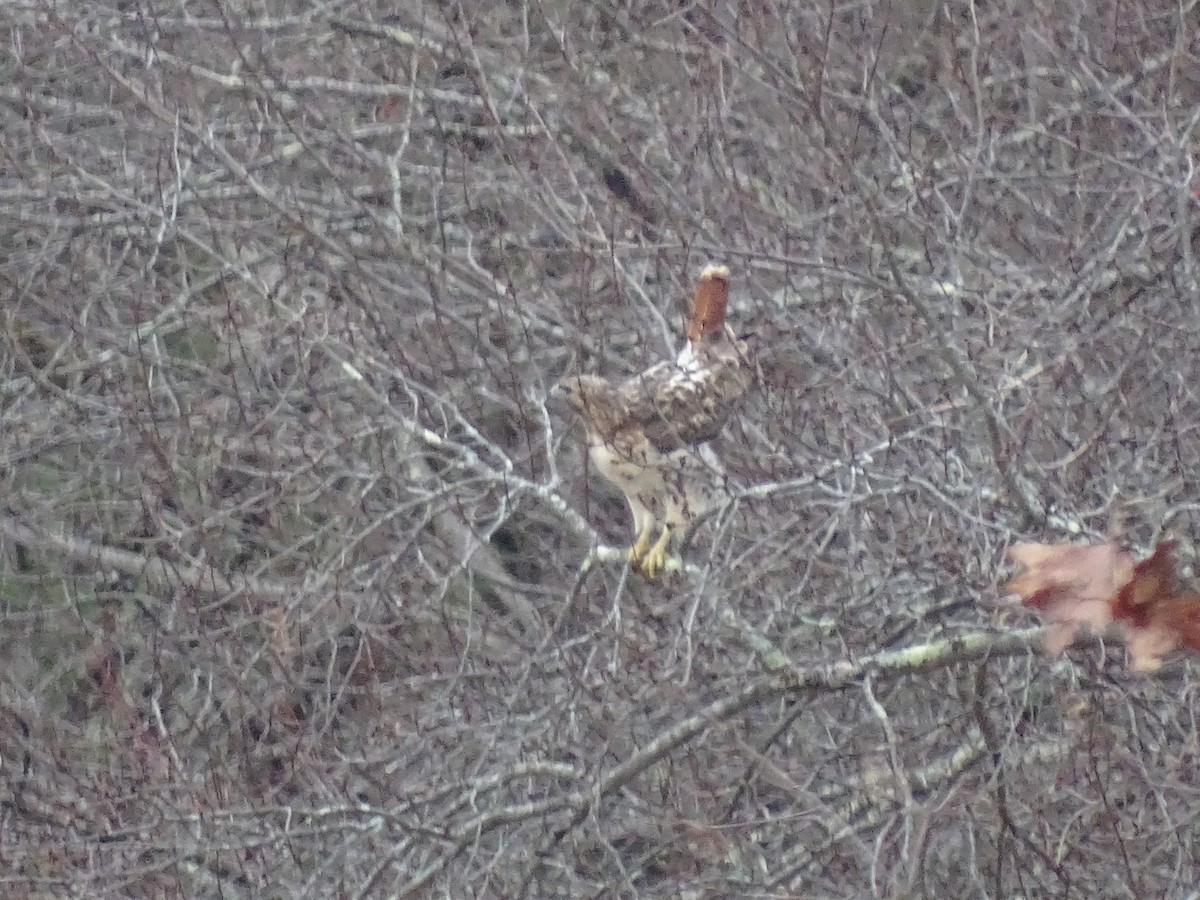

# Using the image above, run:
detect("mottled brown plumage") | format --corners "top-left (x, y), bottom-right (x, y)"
top-left (554, 264), bottom-right (753, 577)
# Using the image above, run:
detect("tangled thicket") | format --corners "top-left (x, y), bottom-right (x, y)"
top-left (2, 1), bottom-right (1199, 897)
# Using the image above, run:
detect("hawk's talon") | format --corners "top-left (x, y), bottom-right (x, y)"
top-left (639, 526), bottom-right (673, 579)
top-left (627, 526), bottom-right (654, 565)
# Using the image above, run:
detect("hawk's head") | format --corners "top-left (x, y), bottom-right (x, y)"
top-left (551, 375), bottom-right (626, 435)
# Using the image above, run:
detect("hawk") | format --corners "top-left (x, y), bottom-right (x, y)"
top-left (554, 265), bottom-right (754, 577)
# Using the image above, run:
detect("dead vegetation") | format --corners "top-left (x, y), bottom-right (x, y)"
top-left (2, 1), bottom-right (1199, 896)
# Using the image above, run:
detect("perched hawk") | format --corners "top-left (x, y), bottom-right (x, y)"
top-left (555, 265), bottom-right (754, 577)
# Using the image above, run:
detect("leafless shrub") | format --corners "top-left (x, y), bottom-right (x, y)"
top-left (2, 0), bottom-right (1199, 896)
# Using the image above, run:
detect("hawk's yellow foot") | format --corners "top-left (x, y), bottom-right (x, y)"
top-left (627, 525), bottom-right (655, 565)
top-left (639, 525), bottom-right (673, 578)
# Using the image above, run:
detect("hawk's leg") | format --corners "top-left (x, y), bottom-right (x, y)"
top-left (639, 525), bottom-right (674, 578)
top-left (627, 525), bottom-right (655, 565)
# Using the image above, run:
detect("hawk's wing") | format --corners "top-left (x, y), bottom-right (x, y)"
top-left (619, 339), bottom-right (753, 452)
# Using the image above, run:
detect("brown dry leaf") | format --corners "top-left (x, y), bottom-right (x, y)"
top-left (1121, 624), bottom-right (1181, 673)
top-left (1005, 541), bottom-right (1133, 652)
top-left (1109, 541), bottom-right (1179, 626)
top-left (1150, 594), bottom-right (1200, 653)
top-left (1109, 543), bottom-right (1200, 669)
top-left (1108, 542), bottom-right (1176, 628)
top-left (1108, 541), bottom-right (1185, 671)
top-left (1006, 539), bottom-right (1200, 672)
